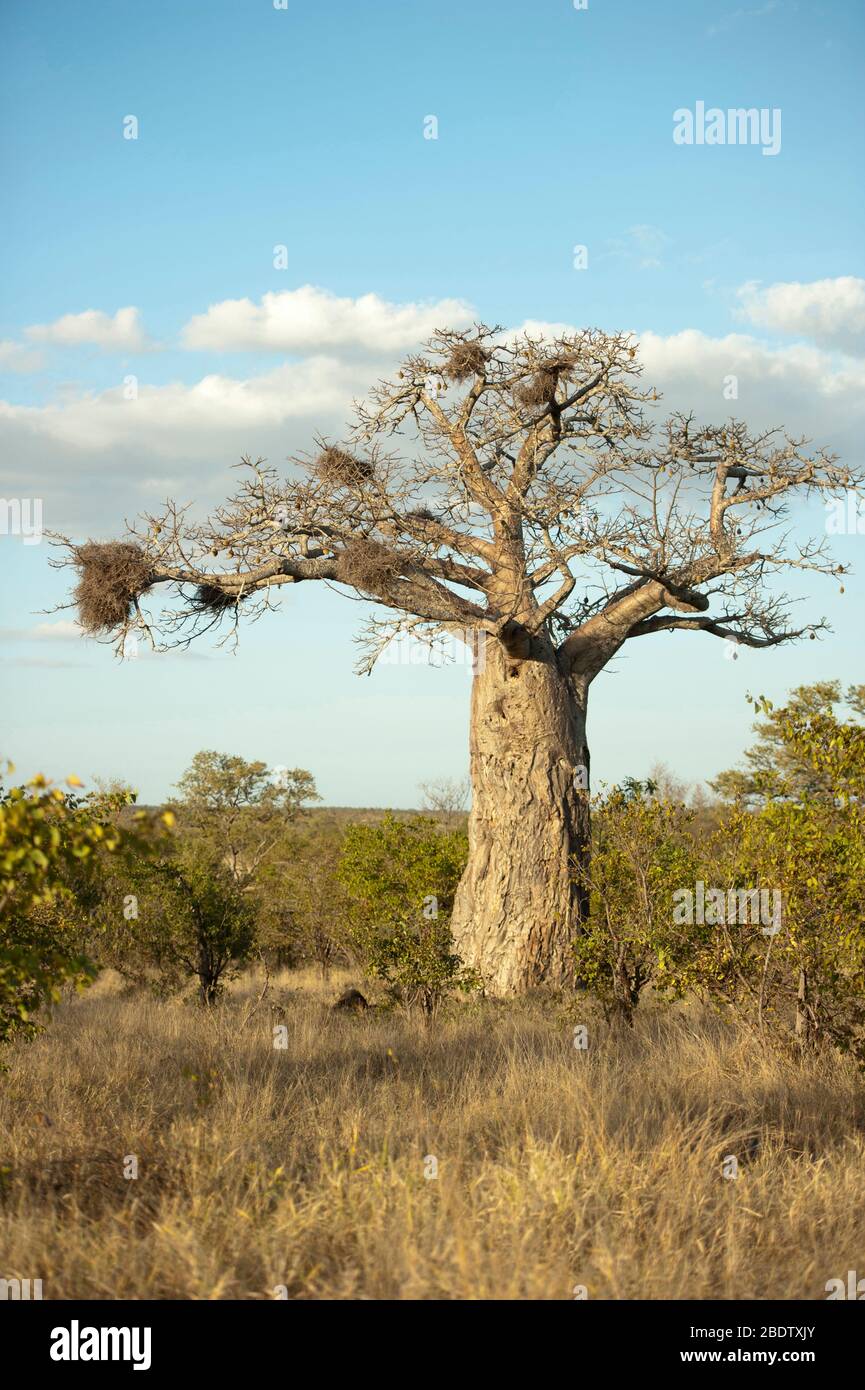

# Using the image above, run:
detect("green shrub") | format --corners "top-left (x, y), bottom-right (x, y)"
top-left (338, 814), bottom-right (474, 1016)
top-left (0, 770), bottom-right (158, 1042)
top-left (574, 780), bottom-right (702, 1024)
top-left (692, 696), bottom-right (865, 1059)
top-left (106, 842), bottom-right (257, 1004)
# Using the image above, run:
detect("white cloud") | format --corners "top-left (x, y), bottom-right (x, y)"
top-left (0, 354), bottom-right (381, 530)
top-left (3, 296), bottom-right (864, 536)
top-left (637, 327), bottom-right (865, 406)
top-left (31, 620), bottom-right (84, 641)
top-left (735, 277), bottom-right (865, 354)
top-left (181, 284), bottom-right (475, 354)
top-left (0, 339), bottom-right (45, 373)
top-left (26, 306), bottom-right (150, 352)
top-left (503, 320), bottom-right (585, 343)
top-left (509, 317), bottom-right (865, 399)
top-left (507, 319), bottom-right (865, 466)
top-left (0, 620), bottom-right (84, 643)
top-left (1, 355), bottom-right (370, 457)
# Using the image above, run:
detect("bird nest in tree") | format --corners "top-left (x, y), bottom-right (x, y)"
top-left (444, 341), bottom-right (488, 382)
top-left (314, 447), bottom-right (374, 488)
top-left (72, 541), bottom-right (153, 634)
top-left (407, 506), bottom-right (438, 523)
top-left (336, 539), bottom-right (404, 593)
top-left (191, 583), bottom-right (238, 614)
top-left (516, 370), bottom-right (558, 409)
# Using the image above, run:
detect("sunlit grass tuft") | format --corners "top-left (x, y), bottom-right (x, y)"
top-left (1, 971), bottom-right (863, 1299)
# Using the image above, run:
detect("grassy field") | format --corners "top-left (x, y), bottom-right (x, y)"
top-left (1, 970), bottom-right (863, 1300)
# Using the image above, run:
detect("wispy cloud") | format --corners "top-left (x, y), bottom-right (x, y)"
top-left (0, 339), bottom-right (45, 373)
top-left (600, 225), bottom-right (670, 271)
top-left (707, 1), bottom-right (780, 40)
top-left (0, 620), bottom-right (85, 642)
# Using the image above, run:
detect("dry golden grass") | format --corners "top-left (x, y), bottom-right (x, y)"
top-left (1, 970), bottom-right (863, 1300)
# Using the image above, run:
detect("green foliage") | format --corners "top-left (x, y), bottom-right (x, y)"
top-left (338, 814), bottom-right (474, 1015)
top-left (711, 682), bottom-right (865, 805)
top-left (574, 781), bottom-right (702, 1023)
top-left (727, 799), bottom-right (865, 1056)
top-left (108, 840), bottom-right (257, 1004)
top-left (578, 694), bottom-right (865, 1063)
top-left (114, 748), bottom-right (321, 997)
top-left (257, 824), bottom-right (350, 976)
top-left (7, 684), bottom-right (863, 1058)
top-left (0, 769), bottom-right (159, 1043)
top-left (694, 693), bottom-right (865, 1059)
top-left (171, 750), bottom-right (318, 885)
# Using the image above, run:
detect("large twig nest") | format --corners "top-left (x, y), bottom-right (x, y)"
top-left (336, 539), bottom-right (404, 593)
top-left (314, 447), bottom-right (374, 488)
top-left (515, 370), bottom-right (558, 409)
top-left (191, 583), bottom-right (238, 615)
top-left (72, 541), bottom-right (153, 634)
top-left (545, 352), bottom-right (578, 376)
top-left (444, 341), bottom-right (488, 382)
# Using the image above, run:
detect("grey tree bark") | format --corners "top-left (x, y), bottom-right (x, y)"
top-left (450, 634), bottom-right (591, 995)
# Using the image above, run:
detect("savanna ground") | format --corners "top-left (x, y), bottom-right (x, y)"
top-left (2, 967), bottom-right (863, 1301)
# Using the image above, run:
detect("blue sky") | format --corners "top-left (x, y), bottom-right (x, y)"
top-left (1, 0), bottom-right (863, 805)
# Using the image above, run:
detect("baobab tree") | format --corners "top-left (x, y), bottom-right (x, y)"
top-left (58, 325), bottom-right (861, 994)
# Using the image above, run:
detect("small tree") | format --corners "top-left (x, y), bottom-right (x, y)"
top-left (418, 776), bottom-right (470, 823)
top-left (574, 780), bottom-right (702, 1024)
top-left (711, 682), bottom-right (865, 805)
top-left (338, 814), bottom-right (473, 1016)
top-left (171, 750), bottom-right (318, 885)
top-left (728, 799), bottom-right (865, 1057)
top-left (111, 844), bottom-right (256, 1004)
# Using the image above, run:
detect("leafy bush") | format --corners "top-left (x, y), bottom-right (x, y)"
top-left (106, 842), bottom-right (257, 1004)
top-left (574, 780), bottom-right (702, 1023)
top-left (692, 696), bottom-right (865, 1060)
top-left (711, 682), bottom-right (864, 805)
top-left (0, 770), bottom-right (158, 1042)
top-left (338, 815), bottom-right (474, 1016)
top-left (257, 825), bottom-right (351, 977)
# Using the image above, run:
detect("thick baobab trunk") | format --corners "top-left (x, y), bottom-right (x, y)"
top-left (450, 635), bottom-right (590, 995)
